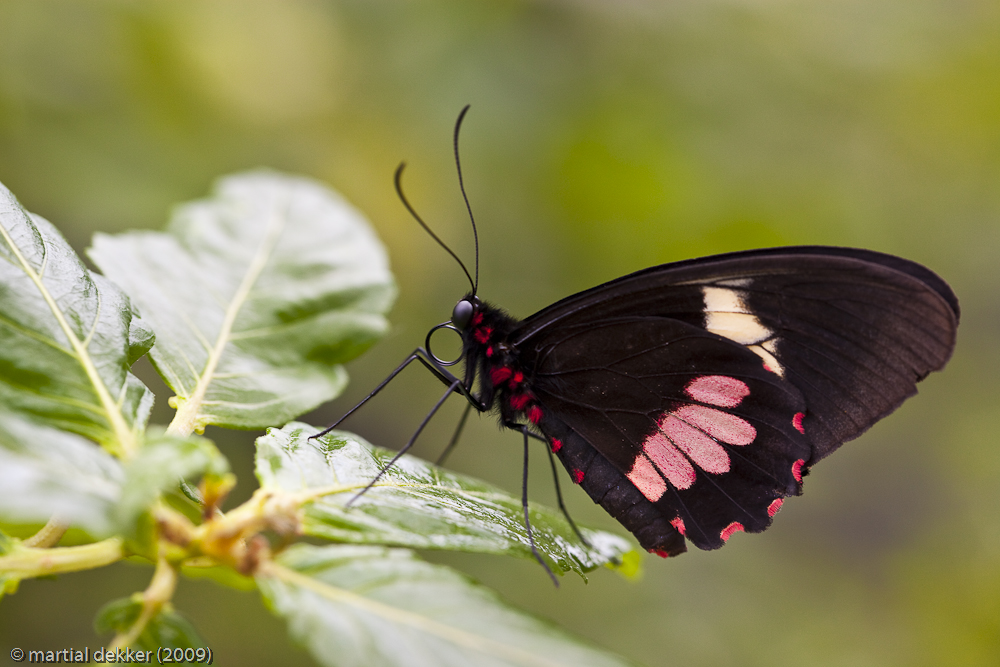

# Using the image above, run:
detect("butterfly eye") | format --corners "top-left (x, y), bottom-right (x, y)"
top-left (451, 299), bottom-right (475, 330)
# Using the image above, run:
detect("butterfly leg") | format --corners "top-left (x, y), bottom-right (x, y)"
top-left (345, 378), bottom-right (462, 507)
top-left (518, 425), bottom-right (559, 586)
top-left (436, 401), bottom-right (473, 466)
top-left (311, 347), bottom-right (480, 439)
top-left (544, 445), bottom-right (592, 549)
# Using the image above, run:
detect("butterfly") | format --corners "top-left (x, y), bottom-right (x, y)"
top-left (444, 245), bottom-right (959, 558)
top-left (317, 107), bottom-right (959, 566)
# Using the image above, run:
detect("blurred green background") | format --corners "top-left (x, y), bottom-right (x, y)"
top-left (0, 1), bottom-right (997, 665)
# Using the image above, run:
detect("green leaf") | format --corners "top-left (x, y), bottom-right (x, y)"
top-left (88, 171), bottom-right (396, 434)
top-left (0, 410), bottom-right (123, 538)
top-left (256, 424), bottom-right (632, 577)
top-left (114, 430), bottom-right (231, 537)
top-left (259, 544), bottom-right (638, 667)
top-left (95, 596), bottom-right (206, 650)
top-left (0, 180), bottom-right (153, 456)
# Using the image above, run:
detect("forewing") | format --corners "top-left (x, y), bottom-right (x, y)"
top-left (515, 246), bottom-right (958, 462)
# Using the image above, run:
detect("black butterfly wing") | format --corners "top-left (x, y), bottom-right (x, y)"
top-left (511, 246), bottom-right (958, 553)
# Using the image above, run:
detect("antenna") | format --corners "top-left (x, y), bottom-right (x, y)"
top-left (453, 104), bottom-right (480, 296)
top-left (394, 163), bottom-right (476, 294)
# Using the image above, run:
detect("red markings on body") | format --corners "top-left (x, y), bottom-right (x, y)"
top-left (509, 371), bottom-right (524, 386)
top-left (644, 432), bottom-right (696, 490)
top-left (491, 367), bottom-right (513, 385)
top-left (471, 312), bottom-right (483, 326)
top-left (648, 548), bottom-right (672, 558)
top-left (720, 522), bottom-right (744, 542)
top-left (550, 438), bottom-right (562, 453)
top-left (792, 459), bottom-right (805, 483)
top-left (767, 498), bottom-right (784, 517)
top-left (627, 455), bottom-right (667, 501)
top-left (571, 469), bottom-right (584, 484)
top-left (792, 412), bottom-right (805, 434)
top-left (486, 346), bottom-right (493, 357)
top-left (685, 375), bottom-right (750, 408)
top-left (670, 516), bottom-right (686, 536)
top-left (473, 326), bottom-right (492, 344)
top-left (527, 405), bottom-right (544, 424)
top-left (509, 393), bottom-right (532, 411)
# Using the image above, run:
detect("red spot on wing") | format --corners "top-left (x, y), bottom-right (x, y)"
top-left (648, 548), bottom-right (672, 559)
top-left (669, 516), bottom-right (686, 536)
top-left (767, 498), bottom-right (784, 517)
top-left (792, 412), bottom-right (805, 434)
top-left (685, 375), bottom-right (750, 408)
top-left (763, 362), bottom-right (776, 374)
top-left (509, 393), bottom-right (532, 411)
top-left (720, 522), bottom-right (744, 542)
top-left (527, 405), bottom-right (544, 424)
top-left (491, 367), bottom-right (513, 385)
top-left (550, 438), bottom-right (562, 453)
top-left (571, 469), bottom-right (584, 484)
top-left (792, 459), bottom-right (805, 483)
top-left (627, 455), bottom-right (667, 501)
top-left (661, 414), bottom-right (730, 474)
top-left (673, 405), bottom-right (756, 446)
top-left (643, 432), bottom-right (696, 490)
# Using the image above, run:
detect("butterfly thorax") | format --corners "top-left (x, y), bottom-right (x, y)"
top-left (458, 299), bottom-right (543, 426)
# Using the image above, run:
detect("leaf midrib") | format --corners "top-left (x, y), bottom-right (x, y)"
top-left (167, 205), bottom-right (287, 436)
top-left (264, 561), bottom-right (573, 667)
top-left (0, 211), bottom-right (135, 456)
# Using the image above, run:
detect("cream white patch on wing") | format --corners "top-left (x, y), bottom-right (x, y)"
top-left (702, 284), bottom-right (785, 376)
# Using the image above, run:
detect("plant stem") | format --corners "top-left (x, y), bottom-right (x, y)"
top-left (0, 538), bottom-right (124, 579)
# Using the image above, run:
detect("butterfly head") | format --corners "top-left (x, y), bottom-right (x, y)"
top-left (450, 295), bottom-right (481, 331)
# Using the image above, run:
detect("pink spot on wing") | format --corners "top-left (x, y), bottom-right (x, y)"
top-left (627, 455), bottom-right (666, 501)
top-left (685, 375), bottom-right (750, 408)
top-left (527, 405), bottom-right (544, 424)
top-left (792, 459), bottom-right (805, 483)
top-left (660, 414), bottom-right (730, 474)
top-left (491, 367), bottom-right (513, 386)
top-left (572, 469), bottom-right (585, 484)
top-left (509, 393), bottom-right (532, 411)
top-left (670, 516), bottom-right (686, 536)
top-left (550, 438), bottom-right (562, 453)
top-left (648, 548), bottom-right (672, 559)
top-left (763, 362), bottom-right (776, 374)
top-left (768, 498), bottom-right (784, 517)
top-left (792, 412), bottom-right (805, 434)
top-left (673, 405), bottom-right (756, 446)
top-left (643, 432), bottom-right (696, 490)
top-left (720, 522), bottom-right (744, 542)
